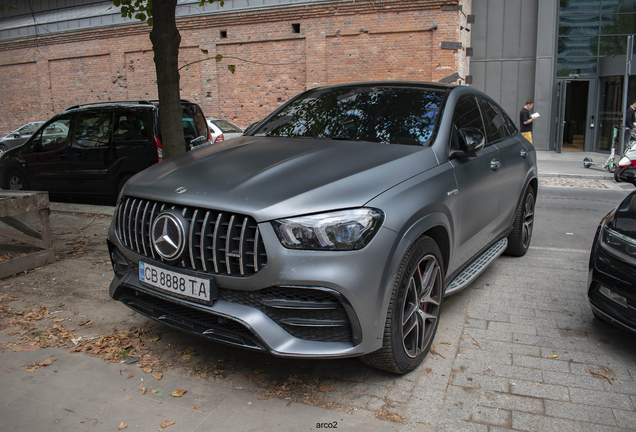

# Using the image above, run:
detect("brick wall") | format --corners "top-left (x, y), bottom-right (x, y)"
top-left (0, 0), bottom-right (469, 134)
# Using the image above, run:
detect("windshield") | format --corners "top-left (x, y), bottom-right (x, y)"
top-left (252, 85), bottom-right (446, 146)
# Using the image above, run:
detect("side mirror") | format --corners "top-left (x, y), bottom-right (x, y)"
top-left (13, 133), bottom-right (20, 138)
top-left (189, 135), bottom-right (209, 149)
top-left (450, 127), bottom-right (485, 159)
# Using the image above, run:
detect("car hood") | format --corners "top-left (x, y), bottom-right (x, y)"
top-left (124, 136), bottom-right (437, 221)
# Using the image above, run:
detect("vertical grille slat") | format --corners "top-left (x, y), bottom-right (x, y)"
top-left (121, 198), bottom-right (131, 247)
top-left (225, 215), bottom-right (235, 275)
top-left (189, 209), bottom-right (199, 270)
top-left (212, 213), bottom-right (223, 274)
top-left (238, 218), bottom-right (247, 276)
top-left (116, 197), bottom-right (266, 277)
top-left (127, 199), bottom-right (137, 250)
top-left (200, 211), bottom-right (211, 272)
top-left (148, 202), bottom-right (158, 259)
top-left (253, 228), bottom-right (260, 273)
top-left (133, 200), bottom-right (143, 253)
top-left (140, 201), bottom-right (150, 256)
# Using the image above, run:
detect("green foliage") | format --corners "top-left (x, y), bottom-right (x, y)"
top-left (113, 0), bottom-right (224, 26)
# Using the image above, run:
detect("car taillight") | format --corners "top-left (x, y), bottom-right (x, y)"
top-left (214, 134), bottom-right (225, 143)
top-left (153, 135), bottom-right (163, 162)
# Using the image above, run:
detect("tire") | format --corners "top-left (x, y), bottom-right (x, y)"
top-left (360, 236), bottom-right (444, 374)
top-left (505, 186), bottom-right (535, 257)
top-left (7, 170), bottom-right (29, 191)
top-left (608, 162), bottom-right (617, 173)
top-left (0, 144), bottom-right (7, 152)
top-left (614, 167), bottom-right (623, 183)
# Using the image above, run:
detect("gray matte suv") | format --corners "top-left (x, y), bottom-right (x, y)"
top-left (108, 82), bottom-right (537, 373)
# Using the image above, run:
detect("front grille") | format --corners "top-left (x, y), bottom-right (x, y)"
top-left (116, 196), bottom-right (267, 277)
top-left (220, 287), bottom-right (353, 343)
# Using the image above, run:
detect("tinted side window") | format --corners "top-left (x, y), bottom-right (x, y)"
top-left (74, 112), bottom-right (113, 148)
top-left (32, 118), bottom-right (72, 152)
top-left (479, 99), bottom-right (509, 142)
top-left (451, 96), bottom-right (487, 149)
top-left (114, 111), bottom-right (152, 143)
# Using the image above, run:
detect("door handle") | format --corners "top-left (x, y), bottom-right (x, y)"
top-left (520, 149), bottom-right (528, 158)
top-left (490, 159), bottom-right (501, 170)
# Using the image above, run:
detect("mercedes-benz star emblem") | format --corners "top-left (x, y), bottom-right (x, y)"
top-left (175, 187), bottom-right (187, 194)
top-left (151, 211), bottom-right (186, 261)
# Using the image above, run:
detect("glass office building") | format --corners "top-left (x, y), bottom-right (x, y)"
top-left (557, 0), bottom-right (635, 152)
top-left (471, 0), bottom-right (635, 153)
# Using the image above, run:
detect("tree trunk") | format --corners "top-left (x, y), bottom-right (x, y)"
top-left (150, 0), bottom-right (186, 160)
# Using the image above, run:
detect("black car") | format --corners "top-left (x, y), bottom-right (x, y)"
top-left (0, 100), bottom-right (210, 196)
top-left (588, 185), bottom-right (636, 333)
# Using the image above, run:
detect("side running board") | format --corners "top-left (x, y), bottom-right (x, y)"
top-left (445, 238), bottom-right (508, 296)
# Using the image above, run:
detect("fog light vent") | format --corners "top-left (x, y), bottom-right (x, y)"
top-left (599, 286), bottom-right (628, 307)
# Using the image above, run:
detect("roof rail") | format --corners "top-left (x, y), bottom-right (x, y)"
top-left (64, 100), bottom-right (154, 111)
top-left (145, 99), bottom-right (192, 104)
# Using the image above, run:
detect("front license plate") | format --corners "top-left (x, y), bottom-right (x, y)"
top-left (139, 262), bottom-right (212, 302)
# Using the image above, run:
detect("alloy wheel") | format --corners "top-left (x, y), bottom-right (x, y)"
top-left (401, 254), bottom-right (442, 358)
top-left (522, 193), bottom-right (535, 249)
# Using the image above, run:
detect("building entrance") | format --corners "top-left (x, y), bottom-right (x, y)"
top-left (597, 75), bottom-right (636, 153)
top-left (555, 80), bottom-right (595, 152)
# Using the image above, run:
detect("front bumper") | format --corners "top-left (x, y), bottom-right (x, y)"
top-left (587, 231), bottom-right (636, 334)
top-left (107, 219), bottom-right (399, 358)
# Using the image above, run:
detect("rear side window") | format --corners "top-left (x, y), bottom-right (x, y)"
top-left (74, 112), bottom-right (113, 148)
top-left (479, 99), bottom-right (510, 142)
top-left (114, 111), bottom-right (152, 143)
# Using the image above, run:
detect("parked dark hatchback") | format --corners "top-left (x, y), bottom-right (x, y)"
top-left (588, 188), bottom-right (636, 333)
top-left (0, 100), bottom-right (210, 196)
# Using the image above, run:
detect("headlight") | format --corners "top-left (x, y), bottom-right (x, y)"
top-left (272, 208), bottom-right (384, 250)
top-left (600, 220), bottom-right (636, 265)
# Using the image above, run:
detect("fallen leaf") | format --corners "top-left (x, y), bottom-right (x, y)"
top-left (161, 420), bottom-right (175, 428)
top-left (153, 373), bottom-right (163, 380)
top-left (152, 389), bottom-right (159, 394)
top-left (126, 373), bottom-right (135, 379)
top-left (118, 422), bottom-right (128, 430)
top-left (319, 385), bottom-right (334, 392)
top-left (171, 389), bottom-right (187, 397)
top-left (185, 346), bottom-right (195, 354)
top-left (257, 397), bottom-right (268, 401)
top-left (425, 368), bottom-right (433, 373)
top-left (143, 367), bottom-right (152, 373)
top-left (192, 405), bottom-right (200, 409)
top-left (146, 336), bottom-right (160, 342)
top-left (52, 318), bottom-right (67, 323)
top-left (141, 387), bottom-right (147, 395)
top-left (182, 354), bottom-right (191, 360)
top-left (440, 341), bottom-right (451, 345)
top-left (548, 354), bottom-right (558, 358)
